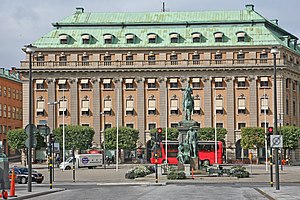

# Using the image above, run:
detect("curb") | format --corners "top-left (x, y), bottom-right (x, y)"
top-left (97, 182), bottom-right (166, 186)
top-left (9, 188), bottom-right (65, 200)
top-left (254, 188), bottom-right (275, 200)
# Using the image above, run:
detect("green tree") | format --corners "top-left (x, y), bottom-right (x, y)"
top-left (7, 129), bottom-right (27, 150)
top-left (105, 127), bottom-right (139, 150)
top-left (149, 128), bottom-right (179, 141)
top-left (281, 126), bottom-right (300, 150)
top-left (197, 127), bottom-right (227, 144)
top-left (53, 125), bottom-right (95, 150)
top-left (240, 127), bottom-right (265, 149)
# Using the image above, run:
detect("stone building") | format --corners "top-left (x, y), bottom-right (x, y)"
top-left (20, 5), bottom-right (300, 162)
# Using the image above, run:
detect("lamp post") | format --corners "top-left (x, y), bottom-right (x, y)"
top-left (48, 101), bottom-right (59, 183)
top-left (100, 112), bottom-right (106, 169)
top-left (23, 44), bottom-right (37, 192)
top-left (271, 46), bottom-right (280, 190)
top-left (214, 86), bottom-right (217, 164)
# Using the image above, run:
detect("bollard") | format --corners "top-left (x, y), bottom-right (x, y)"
top-left (9, 168), bottom-right (17, 197)
top-left (192, 168), bottom-right (194, 179)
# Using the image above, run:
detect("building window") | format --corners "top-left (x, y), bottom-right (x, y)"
top-left (7, 106), bottom-right (11, 118)
top-left (16, 90), bottom-right (18, 100)
top-left (59, 34), bottom-right (68, 44)
top-left (261, 97), bottom-right (269, 114)
top-left (216, 123), bottom-right (223, 128)
top-left (81, 99), bottom-right (90, 116)
top-left (3, 105), bottom-right (6, 118)
top-left (82, 34), bottom-right (90, 44)
top-left (103, 99), bottom-right (112, 115)
top-left (82, 53), bottom-right (89, 66)
top-left (170, 54), bottom-right (178, 65)
top-left (59, 54), bottom-right (67, 66)
top-left (261, 122), bottom-right (269, 128)
top-left (103, 79), bottom-right (112, 89)
top-left (104, 124), bottom-right (112, 129)
top-left (260, 52), bottom-right (268, 63)
top-left (126, 99), bottom-right (134, 115)
top-left (125, 79), bottom-right (134, 89)
top-left (238, 123), bottom-right (246, 130)
top-left (147, 78), bottom-right (156, 89)
top-left (193, 99), bottom-right (201, 115)
top-left (82, 124), bottom-right (90, 127)
top-left (169, 78), bottom-right (178, 88)
top-left (126, 55), bottom-right (133, 65)
top-left (0, 104), bottom-right (2, 117)
top-left (59, 100), bottom-right (67, 116)
top-left (192, 78), bottom-right (200, 88)
top-left (148, 34), bottom-right (157, 43)
top-left (36, 100), bottom-right (45, 116)
top-left (238, 98), bottom-right (246, 114)
top-left (215, 98), bottom-right (223, 114)
top-left (192, 53), bottom-right (200, 65)
top-left (12, 107), bottom-right (16, 119)
top-left (170, 33), bottom-right (179, 43)
top-left (215, 53), bottom-right (222, 64)
top-left (104, 34), bottom-right (112, 44)
top-left (260, 77), bottom-right (269, 87)
top-left (58, 80), bottom-right (67, 90)
top-left (293, 81), bottom-right (297, 91)
top-left (7, 88), bottom-right (11, 98)
top-left (237, 77), bottom-right (246, 88)
top-left (286, 78), bottom-right (290, 89)
top-left (104, 54), bottom-right (111, 66)
top-left (171, 123), bottom-right (178, 128)
top-left (126, 124), bottom-right (134, 128)
top-left (12, 89), bottom-right (15, 99)
top-left (81, 79), bottom-right (89, 89)
top-left (237, 32), bottom-right (246, 42)
top-left (215, 78), bottom-right (223, 88)
top-left (148, 123), bottom-right (156, 130)
top-left (126, 34), bottom-right (135, 44)
top-left (237, 52), bottom-right (245, 64)
top-left (37, 54), bottom-right (45, 66)
top-left (170, 99), bottom-right (178, 115)
top-left (192, 33), bottom-right (201, 43)
top-left (36, 80), bottom-right (44, 89)
top-left (148, 99), bottom-right (156, 115)
top-left (4, 87), bottom-right (6, 96)
top-left (148, 55), bottom-right (156, 65)
top-left (293, 100), bottom-right (296, 116)
top-left (214, 32), bottom-right (223, 42)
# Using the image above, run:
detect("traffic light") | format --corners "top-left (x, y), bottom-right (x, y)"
top-left (157, 128), bottom-right (163, 142)
top-left (50, 134), bottom-right (55, 142)
top-left (267, 127), bottom-right (273, 146)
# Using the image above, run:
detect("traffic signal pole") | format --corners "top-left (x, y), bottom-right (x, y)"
top-left (155, 132), bottom-right (158, 183)
top-left (49, 141), bottom-right (53, 189)
top-left (270, 147), bottom-right (273, 187)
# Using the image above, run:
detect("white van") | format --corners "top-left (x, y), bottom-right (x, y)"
top-left (59, 154), bottom-right (103, 170)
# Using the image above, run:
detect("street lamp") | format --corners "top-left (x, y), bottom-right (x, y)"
top-left (214, 86), bottom-right (218, 164)
top-left (22, 44), bottom-right (37, 192)
top-left (100, 112), bottom-right (106, 169)
top-left (271, 46), bottom-right (280, 190)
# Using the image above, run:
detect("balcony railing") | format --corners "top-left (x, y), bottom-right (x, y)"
top-left (20, 58), bottom-right (285, 69)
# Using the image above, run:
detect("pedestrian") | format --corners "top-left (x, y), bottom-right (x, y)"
top-left (55, 154), bottom-right (60, 167)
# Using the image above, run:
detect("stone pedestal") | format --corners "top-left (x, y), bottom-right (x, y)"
top-left (178, 162), bottom-right (184, 170)
top-left (190, 157), bottom-right (199, 170)
top-left (184, 164), bottom-right (190, 175)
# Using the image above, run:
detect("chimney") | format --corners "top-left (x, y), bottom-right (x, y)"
top-left (270, 19), bottom-right (279, 25)
top-left (76, 7), bottom-right (84, 14)
top-left (245, 4), bottom-right (254, 11)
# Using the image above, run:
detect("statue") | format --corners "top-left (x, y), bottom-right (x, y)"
top-left (177, 143), bottom-right (190, 164)
top-left (185, 127), bottom-right (197, 158)
top-left (182, 84), bottom-right (194, 121)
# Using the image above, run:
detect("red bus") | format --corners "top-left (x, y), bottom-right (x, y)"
top-left (150, 140), bottom-right (223, 165)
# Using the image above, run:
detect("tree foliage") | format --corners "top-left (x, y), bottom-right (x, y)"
top-left (53, 125), bottom-right (95, 150)
top-left (241, 127), bottom-right (265, 149)
top-left (280, 126), bottom-right (300, 150)
top-left (105, 127), bottom-right (139, 150)
top-left (149, 128), bottom-right (179, 141)
top-left (7, 129), bottom-right (27, 150)
top-left (197, 127), bottom-right (227, 144)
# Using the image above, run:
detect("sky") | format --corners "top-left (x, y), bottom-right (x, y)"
top-left (1, 0), bottom-right (299, 68)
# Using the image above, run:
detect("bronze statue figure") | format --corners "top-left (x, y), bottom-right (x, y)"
top-left (182, 84), bottom-right (194, 121)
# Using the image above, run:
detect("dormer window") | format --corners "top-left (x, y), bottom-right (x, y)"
top-left (170, 33), bottom-right (179, 43)
top-left (126, 34), bottom-right (135, 44)
top-left (236, 32), bottom-right (246, 42)
top-left (103, 34), bottom-right (113, 44)
top-left (82, 34), bottom-right (90, 44)
top-left (192, 33), bottom-right (201, 43)
top-left (214, 32), bottom-right (223, 42)
top-left (148, 34), bottom-right (157, 43)
top-left (59, 34), bottom-right (69, 44)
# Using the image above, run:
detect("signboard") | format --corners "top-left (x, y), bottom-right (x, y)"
top-left (25, 124), bottom-right (38, 136)
top-left (81, 157), bottom-right (89, 165)
top-left (53, 143), bottom-right (60, 153)
top-left (270, 135), bottom-right (283, 148)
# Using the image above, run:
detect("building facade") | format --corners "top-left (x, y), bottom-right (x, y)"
top-left (20, 5), bottom-right (300, 162)
top-left (0, 67), bottom-right (23, 155)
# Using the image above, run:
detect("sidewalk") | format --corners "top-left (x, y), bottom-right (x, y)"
top-left (8, 188), bottom-right (64, 200)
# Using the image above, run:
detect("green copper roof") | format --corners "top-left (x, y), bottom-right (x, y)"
top-left (32, 5), bottom-right (300, 53)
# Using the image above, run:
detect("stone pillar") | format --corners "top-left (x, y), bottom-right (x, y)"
top-left (92, 78), bottom-right (100, 145)
top-left (159, 78), bottom-right (167, 127)
top-left (115, 79), bottom-right (123, 126)
top-left (70, 78), bottom-right (78, 125)
top-left (137, 78), bottom-right (146, 145)
top-left (203, 77), bottom-right (212, 127)
top-left (47, 78), bottom-right (56, 130)
top-left (226, 77), bottom-right (235, 161)
top-left (22, 79), bottom-right (29, 128)
top-left (249, 76), bottom-right (258, 126)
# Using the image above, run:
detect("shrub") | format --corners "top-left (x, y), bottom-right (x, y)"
top-left (230, 166), bottom-right (250, 178)
top-left (167, 167), bottom-right (186, 180)
top-left (125, 165), bottom-right (154, 179)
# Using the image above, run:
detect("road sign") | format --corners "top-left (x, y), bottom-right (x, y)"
top-left (38, 125), bottom-right (50, 137)
top-left (270, 135), bottom-right (283, 148)
top-left (25, 137), bottom-right (37, 148)
top-left (54, 143), bottom-right (60, 153)
top-left (25, 124), bottom-right (38, 136)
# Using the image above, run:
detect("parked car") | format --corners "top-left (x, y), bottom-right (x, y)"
top-left (9, 167), bottom-right (44, 184)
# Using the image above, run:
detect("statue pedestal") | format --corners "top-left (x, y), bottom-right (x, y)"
top-left (184, 164), bottom-right (190, 175)
top-left (178, 162), bottom-right (184, 171)
top-left (190, 157), bottom-right (199, 170)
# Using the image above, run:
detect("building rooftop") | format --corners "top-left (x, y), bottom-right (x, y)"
top-left (0, 68), bottom-right (22, 82)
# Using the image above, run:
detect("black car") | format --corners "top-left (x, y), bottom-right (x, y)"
top-left (9, 167), bottom-right (44, 184)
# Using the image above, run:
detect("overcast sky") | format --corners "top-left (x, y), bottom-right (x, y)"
top-left (1, 0), bottom-right (299, 68)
